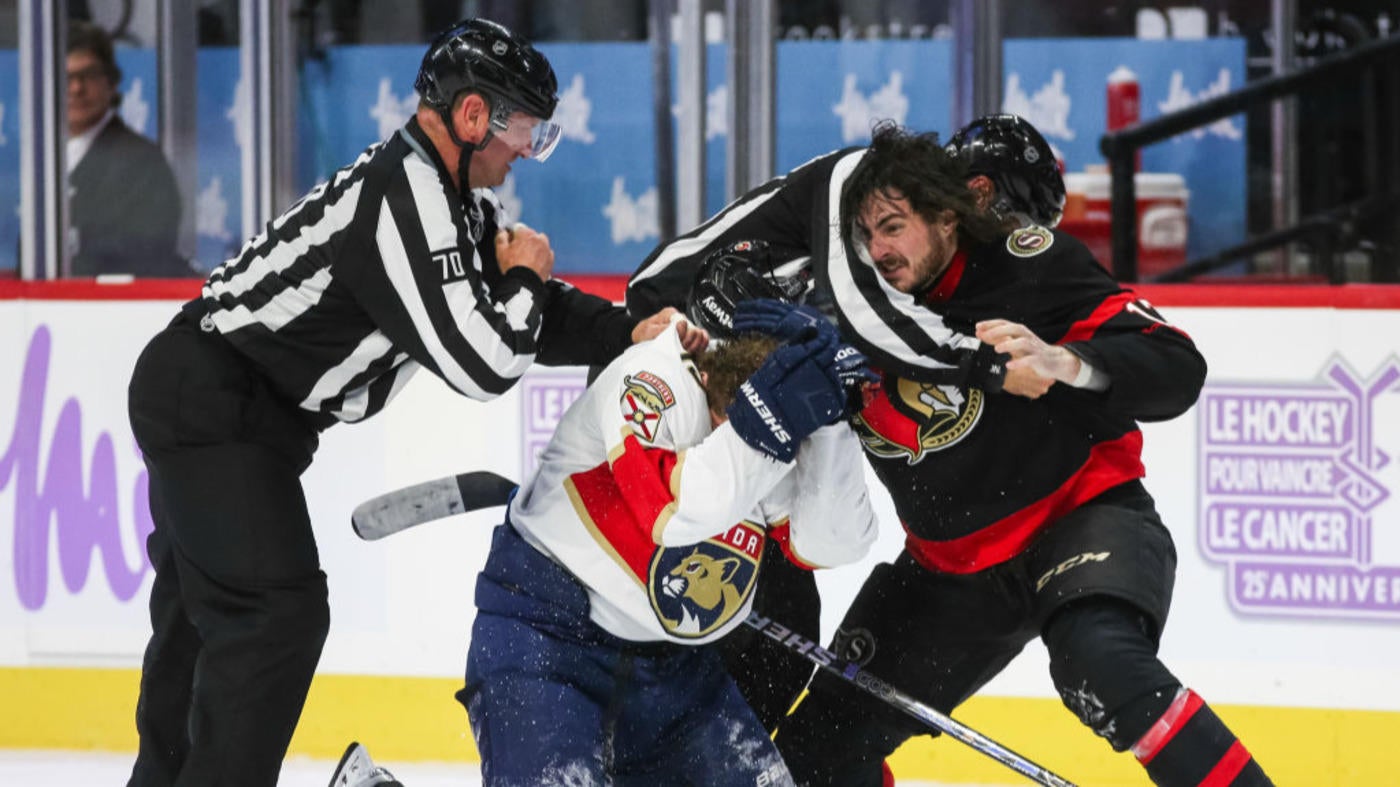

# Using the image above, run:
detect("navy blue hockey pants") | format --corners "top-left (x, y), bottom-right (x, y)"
top-left (459, 521), bottom-right (793, 787)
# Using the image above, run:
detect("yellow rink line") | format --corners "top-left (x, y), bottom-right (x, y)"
top-left (6, 667), bottom-right (1396, 785)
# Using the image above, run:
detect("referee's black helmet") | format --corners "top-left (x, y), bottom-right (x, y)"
top-left (415, 18), bottom-right (559, 122)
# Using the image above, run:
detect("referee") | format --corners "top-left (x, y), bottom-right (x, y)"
top-left (124, 18), bottom-right (701, 787)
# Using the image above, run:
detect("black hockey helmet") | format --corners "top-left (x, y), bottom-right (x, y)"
top-left (686, 240), bottom-right (813, 338)
top-left (415, 18), bottom-right (562, 160)
top-left (947, 113), bottom-right (1066, 228)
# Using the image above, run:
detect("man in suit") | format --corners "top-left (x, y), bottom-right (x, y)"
top-left (67, 21), bottom-right (191, 277)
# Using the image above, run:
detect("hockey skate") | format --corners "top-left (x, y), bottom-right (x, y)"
top-left (327, 741), bottom-right (404, 787)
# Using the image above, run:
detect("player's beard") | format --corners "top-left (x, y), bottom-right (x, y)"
top-left (881, 244), bottom-right (952, 295)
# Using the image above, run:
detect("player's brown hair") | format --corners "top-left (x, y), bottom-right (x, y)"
top-left (841, 120), bottom-right (1002, 245)
top-left (695, 334), bottom-right (781, 415)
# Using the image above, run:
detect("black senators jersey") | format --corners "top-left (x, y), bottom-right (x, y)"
top-left (627, 146), bottom-right (1206, 574)
top-left (852, 226), bottom-right (1205, 572)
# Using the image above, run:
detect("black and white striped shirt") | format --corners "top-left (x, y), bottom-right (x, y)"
top-left (627, 148), bottom-right (1004, 390)
top-left (199, 117), bottom-right (634, 424)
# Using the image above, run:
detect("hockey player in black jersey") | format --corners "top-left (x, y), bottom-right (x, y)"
top-left (124, 18), bottom-right (699, 787)
top-left (628, 117), bottom-right (1273, 787)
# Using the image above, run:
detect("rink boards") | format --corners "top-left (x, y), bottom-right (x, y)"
top-left (3, 281), bottom-right (1400, 785)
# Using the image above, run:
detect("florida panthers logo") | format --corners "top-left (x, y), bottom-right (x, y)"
top-left (620, 371), bottom-right (676, 443)
top-left (649, 521), bottom-right (763, 638)
top-left (852, 374), bottom-right (983, 464)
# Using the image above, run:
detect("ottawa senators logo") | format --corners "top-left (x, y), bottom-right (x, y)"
top-left (832, 626), bottom-right (878, 666)
top-left (649, 522), bottom-right (763, 639)
top-left (1006, 225), bottom-right (1054, 258)
top-left (620, 371), bottom-right (676, 443)
top-left (852, 375), bottom-right (983, 464)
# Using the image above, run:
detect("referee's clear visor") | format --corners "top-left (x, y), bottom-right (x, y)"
top-left (490, 106), bottom-right (563, 162)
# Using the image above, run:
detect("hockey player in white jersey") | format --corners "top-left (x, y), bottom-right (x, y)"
top-left (457, 242), bottom-right (880, 786)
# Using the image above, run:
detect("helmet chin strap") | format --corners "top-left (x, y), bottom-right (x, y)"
top-left (437, 106), bottom-right (497, 204)
top-left (987, 193), bottom-right (1031, 230)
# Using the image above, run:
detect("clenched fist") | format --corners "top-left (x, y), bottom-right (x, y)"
top-left (495, 222), bottom-right (554, 282)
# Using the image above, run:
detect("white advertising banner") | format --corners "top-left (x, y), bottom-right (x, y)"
top-left (3, 296), bottom-right (1399, 715)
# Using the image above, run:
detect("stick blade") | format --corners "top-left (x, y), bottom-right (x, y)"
top-left (351, 471), bottom-right (518, 540)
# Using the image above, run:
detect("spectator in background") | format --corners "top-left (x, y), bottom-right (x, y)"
top-left (67, 21), bottom-right (191, 277)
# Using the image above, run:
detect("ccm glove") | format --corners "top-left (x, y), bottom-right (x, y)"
top-left (733, 299), bottom-right (837, 344)
top-left (726, 332), bottom-right (847, 463)
top-left (830, 343), bottom-right (880, 417)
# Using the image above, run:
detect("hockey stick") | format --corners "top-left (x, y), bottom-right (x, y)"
top-left (351, 471), bottom-right (518, 541)
top-left (352, 476), bottom-right (1073, 785)
top-left (744, 612), bottom-right (1077, 787)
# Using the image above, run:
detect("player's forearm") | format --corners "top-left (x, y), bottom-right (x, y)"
top-left (659, 423), bottom-right (794, 546)
top-left (536, 283), bottom-right (636, 366)
top-left (1069, 335), bottom-right (1206, 421)
top-left (785, 425), bottom-right (879, 567)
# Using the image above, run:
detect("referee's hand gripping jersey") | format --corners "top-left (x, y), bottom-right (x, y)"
top-left (124, 19), bottom-right (642, 787)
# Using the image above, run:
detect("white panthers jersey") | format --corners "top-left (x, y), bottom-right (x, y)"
top-left (509, 322), bottom-right (878, 644)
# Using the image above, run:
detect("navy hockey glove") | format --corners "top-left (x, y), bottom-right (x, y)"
top-left (732, 299), bottom-right (837, 344)
top-left (726, 332), bottom-right (847, 463)
top-left (831, 342), bottom-right (880, 416)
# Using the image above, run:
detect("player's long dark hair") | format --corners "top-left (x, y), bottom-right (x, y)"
top-left (841, 121), bottom-right (1002, 245)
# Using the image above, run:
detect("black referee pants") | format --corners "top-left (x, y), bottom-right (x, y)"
top-left (126, 312), bottom-right (329, 787)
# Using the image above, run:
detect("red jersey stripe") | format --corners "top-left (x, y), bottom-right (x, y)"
top-left (1061, 291), bottom-right (1137, 344)
top-left (564, 463), bottom-right (660, 583)
top-left (609, 431), bottom-right (683, 543)
top-left (561, 433), bottom-right (684, 582)
top-left (767, 521), bottom-right (819, 571)
top-left (1200, 742), bottom-right (1253, 787)
top-left (904, 431), bottom-right (1145, 574)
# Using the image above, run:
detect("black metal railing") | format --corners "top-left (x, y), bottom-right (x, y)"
top-left (1099, 33), bottom-right (1400, 283)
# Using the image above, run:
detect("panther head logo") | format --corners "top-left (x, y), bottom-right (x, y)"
top-left (648, 524), bottom-right (762, 638)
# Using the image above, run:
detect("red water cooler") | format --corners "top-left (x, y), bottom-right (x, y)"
top-left (1106, 66), bottom-right (1141, 170)
top-left (1059, 65), bottom-right (1190, 279)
